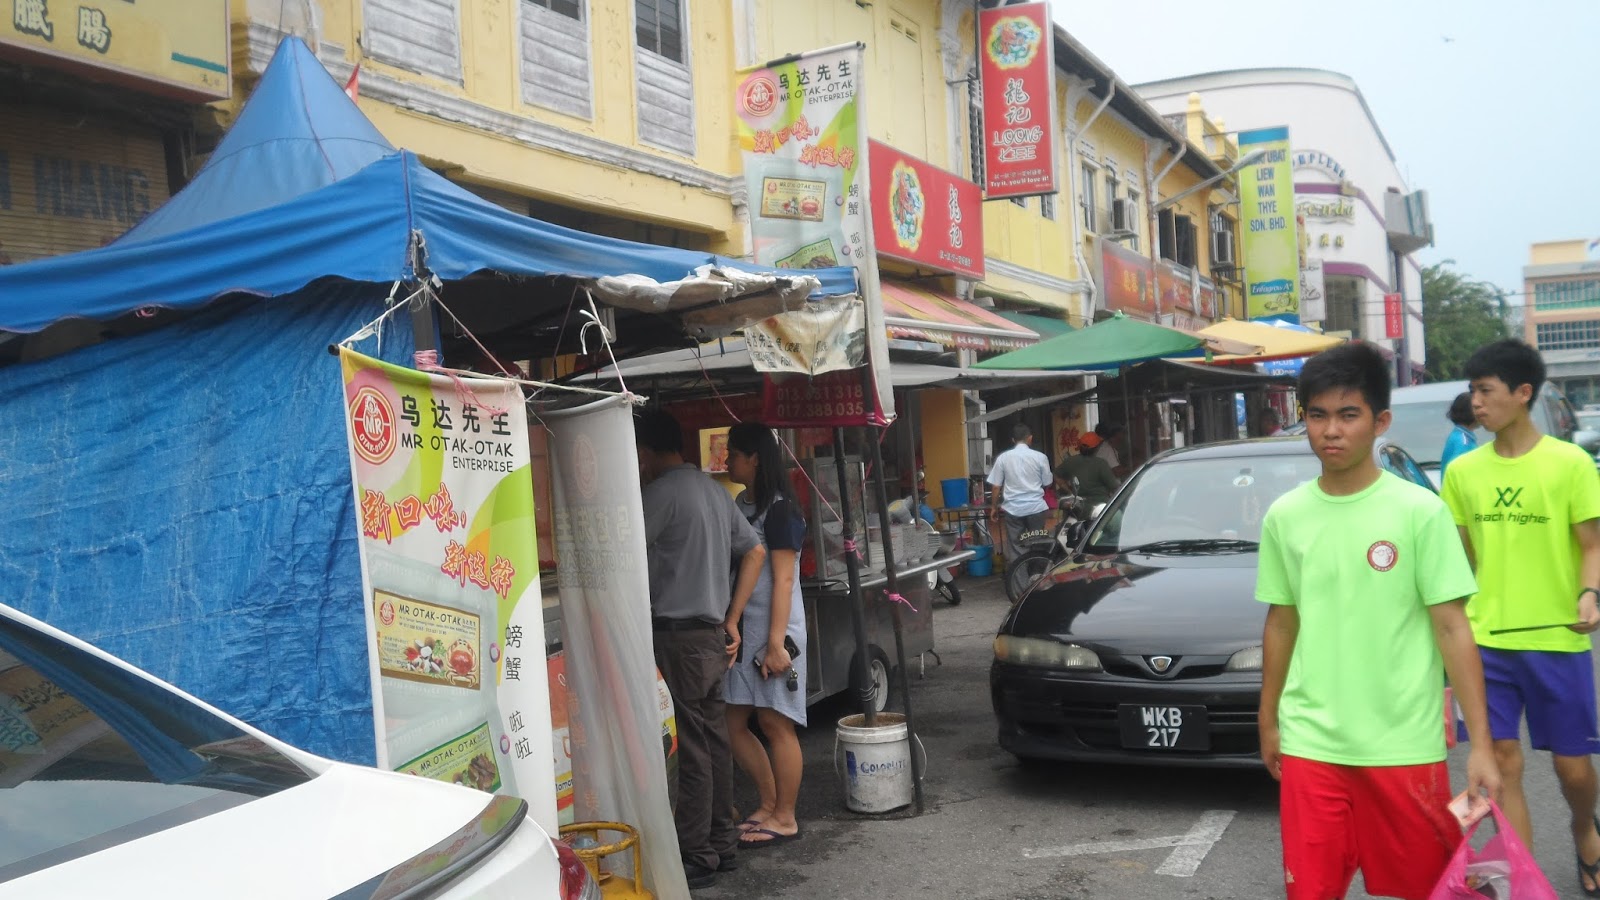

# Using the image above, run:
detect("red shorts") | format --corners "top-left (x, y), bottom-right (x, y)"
top-left (1279, 756), bottom-right (1463, 900)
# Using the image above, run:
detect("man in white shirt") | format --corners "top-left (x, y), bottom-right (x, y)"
top-left (987, 423), bottom-right (1054, 562)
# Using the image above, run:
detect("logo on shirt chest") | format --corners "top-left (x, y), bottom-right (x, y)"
top-left (1494, 487), bottom-right (1523, 508)
top-left (1473, 484), bottom-right (1552, 525)
top-left (1366, 540), bottom-right (1398, 572)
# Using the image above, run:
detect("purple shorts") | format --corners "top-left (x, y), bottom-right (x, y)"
top-left (1480, 647), bottom-right (1600, 756)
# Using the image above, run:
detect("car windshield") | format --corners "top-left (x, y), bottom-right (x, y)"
top-left (1382, 398), bottom-right (1486, 467)
top-left (1086, 454), bottom-right (1323, 552)
top-left (0, 613), bottom-right (317, 883)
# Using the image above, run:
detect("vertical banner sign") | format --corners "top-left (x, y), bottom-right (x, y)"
top-left (339, 349), bottom-right (555, 835)
top-left (868, 140), bottom-right (985, 280)
top-left (1384, 293), bottom-right (1404, 339)
top-left (736, 44), bottom-right (893, 422)
top-left (1238, 127), bottom-right (1300, 322)
top-left (978, 1), bottom-right (1057, 199)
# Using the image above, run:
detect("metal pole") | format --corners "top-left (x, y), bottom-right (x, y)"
top-left (866, 421), bottom-right (925, 815)
top-left (832, 427), bottom-right (877, 728)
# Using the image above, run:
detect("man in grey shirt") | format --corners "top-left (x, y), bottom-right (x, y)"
top-left (636, 409), bottom-right (766, 889)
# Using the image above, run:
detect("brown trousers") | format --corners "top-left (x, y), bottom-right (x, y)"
top-left (654, 626), bottom-right (738, 870)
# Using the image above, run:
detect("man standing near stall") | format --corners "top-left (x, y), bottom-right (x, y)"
top-left (636, 409), bottom-right (767, 889)
top-left (987, 423), bottom-right (1054, 564)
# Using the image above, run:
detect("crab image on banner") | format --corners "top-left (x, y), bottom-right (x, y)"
top-left (339, 347), bottom-right (555, 834)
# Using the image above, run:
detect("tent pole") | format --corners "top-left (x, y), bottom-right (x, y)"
top-left (832, 427), bottom-right (876, 728)
top-left (865, 418), bottom-right (925, 815)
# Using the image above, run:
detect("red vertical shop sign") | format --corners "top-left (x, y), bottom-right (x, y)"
top-left (1384, 293), bottom-right (1404, 339)
top-left (978, 1), bottom-right (1057, 198)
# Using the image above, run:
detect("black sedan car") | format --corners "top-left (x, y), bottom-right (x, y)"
top-left (991, 437), bottom-right (1435, 768)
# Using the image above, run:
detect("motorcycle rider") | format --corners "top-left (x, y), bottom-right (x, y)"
top-left (1055, 433), bottom-right (1120, 508)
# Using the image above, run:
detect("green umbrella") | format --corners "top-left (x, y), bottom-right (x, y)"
top-left (974, 313), bottom-right (1215, 371)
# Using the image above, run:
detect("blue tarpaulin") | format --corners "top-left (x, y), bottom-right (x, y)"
top-left (0, 286), bottom-right (410, 761)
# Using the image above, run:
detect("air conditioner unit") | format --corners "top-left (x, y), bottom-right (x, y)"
top-left (1112, 197), bottom-right (1136, 233)
top-left (1212, 231), bottom-right (1235, 266)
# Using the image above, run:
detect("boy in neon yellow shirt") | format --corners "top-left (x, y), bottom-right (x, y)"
top-left (1257, 342), bottom-right (1498, 900)
top-left (1440, 338), bottom-right (1600, 896)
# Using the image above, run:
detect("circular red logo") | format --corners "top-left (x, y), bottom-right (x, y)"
top-left (1367, 540), bottom-right (1398, 572)
top-left (350, 387), bottom-right (396, 465)
top-left (377, 598), bottom-right (396, 626)
top-left (739, 74), bottom-right (778, 118)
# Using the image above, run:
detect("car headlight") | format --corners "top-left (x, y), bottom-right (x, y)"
top-left (993, 635), bottom-right (1102, 670)
top-left (1225, 645), bottom-right (1263, 672)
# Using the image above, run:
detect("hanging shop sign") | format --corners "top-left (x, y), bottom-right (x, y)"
top-left (339, 348), bottom-right (555, 834)
top-left (868, 141), bottom-right (984, 279)
top-left (1156, 259), bottom-right (1195, 314)
top-left (762, 369), bottom-right (879, 427)
top-left (746, 295), bottom-right (868, 376)
top-left (1238, 126), bottom-right (1300, 322)
top-left (1384, 292), bottom-right (1404, 339)
top-left (3, 0), bottom-right (229, 101)
top-left (1100, 239), bottom-right (1155, 317)
top-left (736, 43), bottom-right (894, 422)
top-left (978, 1), bottom-right (1057, 198)
top-left (0, 101), bottom-right (170, 264)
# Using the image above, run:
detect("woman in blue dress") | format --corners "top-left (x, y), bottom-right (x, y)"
top-left (1439, 391), bottom-right (1479, 479)
top-left (723, 422), bottom-right (807, 848)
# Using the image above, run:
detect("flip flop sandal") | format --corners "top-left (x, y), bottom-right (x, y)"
top-left (737, 817), bottom-right (764, 832)
top-left (739, 828), bottom-right (802, 849)
top-left (1582, 815), bottom-right (1600, 898)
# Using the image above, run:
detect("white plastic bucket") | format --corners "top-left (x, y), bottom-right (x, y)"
top-left (835, 713), bottom-right (924, 814)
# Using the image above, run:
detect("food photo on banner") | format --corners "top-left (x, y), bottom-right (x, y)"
top-left (339, 347), bottom-right (556, 833)
top-left (978, 0), bottom-right (1057, 198)
top-left (1238, 126), bottom-right (1301, 323)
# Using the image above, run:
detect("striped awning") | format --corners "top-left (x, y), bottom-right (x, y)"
top-left (880, 280), bottom-right (1039, 351)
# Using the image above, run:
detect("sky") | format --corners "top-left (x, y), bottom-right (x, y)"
top-left (1050, 0), bottom-right (1600, 303)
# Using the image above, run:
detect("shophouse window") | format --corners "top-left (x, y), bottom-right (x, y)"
top-left (529, 0), bottom-right (581, 17)
top-left (1041, 193), bottom-right (1056, 220)
top-left (635, 0), bottom-right (683, 62)
top-left (634, 0), bottom-right (693, 155)
top-left (1125, 189), bottom-right (1140, 250)
top-left (1103, 170), bottom-right (1120, 236)
top-left (1323, 275), bottom-right (1364, 336)
top-left (363, 0), bottom-right (463, 82)
top-left (1535, 320), bottom-right (1600, 351)
top-left (521, 0), bottom-right (591, 117)
top-left (1081, 163), bottom-right (1097, 232)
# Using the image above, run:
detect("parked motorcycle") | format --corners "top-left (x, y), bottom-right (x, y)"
top-left (1004, 479), bottom-right (1097, 603)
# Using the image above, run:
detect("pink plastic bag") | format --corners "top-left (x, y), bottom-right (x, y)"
top-left (1429, 803), bottom-right (1557, 900)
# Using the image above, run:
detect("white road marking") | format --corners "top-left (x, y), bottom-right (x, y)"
top-left (1023, 809), bottom-right (1237, 879)
top-left (1153, 810), bottom-right (1236, 877)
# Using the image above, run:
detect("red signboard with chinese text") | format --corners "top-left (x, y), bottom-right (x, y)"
top-left (762, 370), bottom-right (887, 427)
top-left (1100, 240), bottom-right (1155, 316)
top-left (978, 2), bottom-right (1057, 198)
top-left (869, 141), bottom-right (985, 279)
top-left (1384, 293), bottom-right (1404, 339)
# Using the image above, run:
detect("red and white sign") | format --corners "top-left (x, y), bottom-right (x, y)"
top-left (762, 369), bottom-right (886, 427)
top-left (978, 1), bottom-right (1057, 198)
top-left (869, 141), bottom-right (984, 280)
top-left (1384, 292), bottom-right (1404, 339)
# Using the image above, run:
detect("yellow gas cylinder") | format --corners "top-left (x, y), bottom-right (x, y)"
top-left (558, 822), bottom-right (654, 900)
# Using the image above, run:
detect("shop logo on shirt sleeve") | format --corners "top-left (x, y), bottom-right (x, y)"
top-left (1367, 540), bottom-right (1398, 572)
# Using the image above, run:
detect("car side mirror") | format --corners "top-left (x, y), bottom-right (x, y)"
top-left (1576, 429), bottom-right (1600, 455)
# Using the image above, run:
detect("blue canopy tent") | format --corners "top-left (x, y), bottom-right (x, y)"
top-left (0, 37), bottom-right (854, 762)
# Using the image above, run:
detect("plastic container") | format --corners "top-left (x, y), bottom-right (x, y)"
top-left (940, 477), bottom-right (970, 509)
top-left (835, 713), bottom-right (924, 814)
top-left (967, 544), bottom-right (993, 577)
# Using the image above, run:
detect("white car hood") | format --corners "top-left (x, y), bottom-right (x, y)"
top-left (1, 762), bottom-right (509, 899)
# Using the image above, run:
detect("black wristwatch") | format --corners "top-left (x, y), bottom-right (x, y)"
top-left (1580, 588), bottom-right (1600, 602)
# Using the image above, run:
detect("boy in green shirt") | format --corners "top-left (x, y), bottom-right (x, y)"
top-left (1257, 342), bottom-right (1498, 900)
top-left (1440, 338), bottom-right (1600, 895)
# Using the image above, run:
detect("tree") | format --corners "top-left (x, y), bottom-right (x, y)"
top-left (1423, 261), bottom-right (1510, 382)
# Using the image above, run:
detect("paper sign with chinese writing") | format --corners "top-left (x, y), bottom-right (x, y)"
top-left (3, 0), bottom-right (229, 101)
top-left (746, 295), bottom-right (867, 376)
top-left (869, 141), bottom-right (984, 280)
top-left (1239, 127), bottom-right (1301, 322)
top-left (737, 44), bottom-right (895, 423)
top-left (979, 2), bottom-right (1057, 198)
top-left (339, 348), bottom-right (554, 835)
